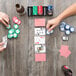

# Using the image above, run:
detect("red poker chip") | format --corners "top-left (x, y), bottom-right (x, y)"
top-left (17, 20), bottom-right (21, 25)
top-left (14, 19), bottom-right (19, 24)
top-left (12, 16), bottom-right (21, 25)
top-left (13, 16), bottom-right (17, 21)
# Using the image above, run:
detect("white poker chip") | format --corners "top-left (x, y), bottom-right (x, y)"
top-left (70, 27), bottom-right (75, 32)
top-left (62, 36), bottom-right (69, 41)
top-left (65, 25), bottom-right (70, 30)
top-left (60, 27), bottom-right (65, 32)
top-left (15, 19), bottom-right (18, 23)
top-left (47, 30), bottom-right (54, 34)
top-left (65, 30), bottom-right (70, 35)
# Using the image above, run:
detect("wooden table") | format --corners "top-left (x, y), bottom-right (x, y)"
top-left (0, 0), bottom-right (76, 76)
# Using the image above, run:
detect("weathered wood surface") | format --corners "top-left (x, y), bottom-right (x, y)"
top-left (0, 0), bottom-right (76, 76)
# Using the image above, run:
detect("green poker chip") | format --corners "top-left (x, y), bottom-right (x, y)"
top-left (7, 34), bottom-right (13, 39)
top-left (13, 33), bottom-right (18, 38)
top-left (15, 29), bottom-right (20, 34)
top-left (13, 24), bottom-right (19, 29)
top-left (6, 24), bottom-right (11, 29)
top-left (8, 29), bottom-right (15, 34)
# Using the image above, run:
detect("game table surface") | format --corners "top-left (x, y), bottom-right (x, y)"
top-left (0, 0), bottom-right (76, 76)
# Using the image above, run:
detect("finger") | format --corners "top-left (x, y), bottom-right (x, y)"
top-left (46, 23), bottom-right (50, 29)
top-left (3, 15), bottom-right (9, 23)
top-left (48, 25), bottom-right (56, 32)
top-left (0, 42), bottom-right (4, 46)
top-left (0, 47), bottom-right (5, 52)
top-left (46, 22), bottom-right (52, 29)
top-left (0, 17), bottom-right (2, 22)
top-left (1, 19), bottom-right (9, 27)
top-left (3, 18), bottom-right (9, 25)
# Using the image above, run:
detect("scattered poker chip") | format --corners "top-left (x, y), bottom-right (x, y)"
top-left (59, 24), bottom-right (65, 32)
top-left (13, 16), bottom-right (21, 25)
top-left (70, 27), bottom-right (75, 33)
top-left (13, 16), bottom-right (17, 22)
top-left (62, 36), bottom-right (69, 41)
top-left (13, 24), bottom-right (19, 29)
top-left (65, 25), bottom-right (70, 30)
top-left (15, 29), bottom-right (20, 34)
top-left (17, 20), bottom-right (21, 25)
top-left (13, 33), bottom-right (18, 38)
top-left (6, 24), bottom-right (11, 29)
top-left (60, 27), bottom-right (65, 32)
top-left (7, 34), bottom-right (13, 39)
top-left (14, 19), bottom-right (19, 24)
top-left (8, 29), bottom-right (15, 34)
top-left (65, 30), bottom-right (71, 35)
top-left (46, 30), bottom-right (54, 35)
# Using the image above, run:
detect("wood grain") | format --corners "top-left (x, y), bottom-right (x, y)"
top-left (0, 0), bottom-right (76, 76)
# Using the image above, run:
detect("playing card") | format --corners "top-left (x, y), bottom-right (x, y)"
top-left (35, 45), bottom-right (46, 53)
top-left (35, 54), bottom-right (46, 62)
top-left (35, 28), bottom-right (45, 35)
top-left (2, 35), bottom-right (8, 48)
top-left (35, 18), bottom-right (45, 26)
top-left (34, 36), bottom-right (45, 44)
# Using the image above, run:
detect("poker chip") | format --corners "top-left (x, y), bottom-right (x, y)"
top-left (13, 24), bottom-right (19, 29)
top-left (13, 16), bottom-right (17, 22)
top-left (60, 26), bottom-right (65, 32)
top-left (8, 29), bottom-right (15, 34)
top-left (13, 33), bottom-right (18, 38)
top-left (46, 30), bottom-right (54, 35)
top-left (7, 34), bottom-right (13, 39)
top-left (14, 19), bottom-right (19, 24)
top-left (6, 24), bottom-right (11, 29)
top-left (70, 27), bottom-right (75, 33)
top-left (65, 25), bottom-right (70, 30)
top-left (62, 36), bottom-right (69, 41)
top-left (15, 29), bottom-right (20, 34)
top-left (65, 30), bottom-right (70, 35)
top-left (17, 20), bottom-right (21, 25)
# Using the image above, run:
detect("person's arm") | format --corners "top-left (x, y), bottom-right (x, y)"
top-left (0, 12), bottom-right (9, 27)
top-left (46, 3), bottom-right (76, 31)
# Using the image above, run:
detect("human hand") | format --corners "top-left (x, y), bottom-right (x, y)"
top-left (46, 17), bottom-right (61, 32)
top-left (0, 42), bottom-right (5, 52)
top-left (0, 12), bottom-right (9, 27)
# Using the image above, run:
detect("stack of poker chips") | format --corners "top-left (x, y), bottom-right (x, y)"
top-left (59, 22), bottom-right (75, 41)
top-left (6, 16), bottom-right (21, 39)
top-left (28, 5), bottom-right (53, 16)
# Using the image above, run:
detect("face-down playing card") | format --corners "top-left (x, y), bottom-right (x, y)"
top-left (35, 53), bottom-right (46, 62)
top-left (35, 28), bottom-right (46, 36)
top-left (34, 36), bottom-right (45, 44)
top-left (35, 44), bottom-right (46, 53)
top-left (35, 18), bottom-right (45, 27)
